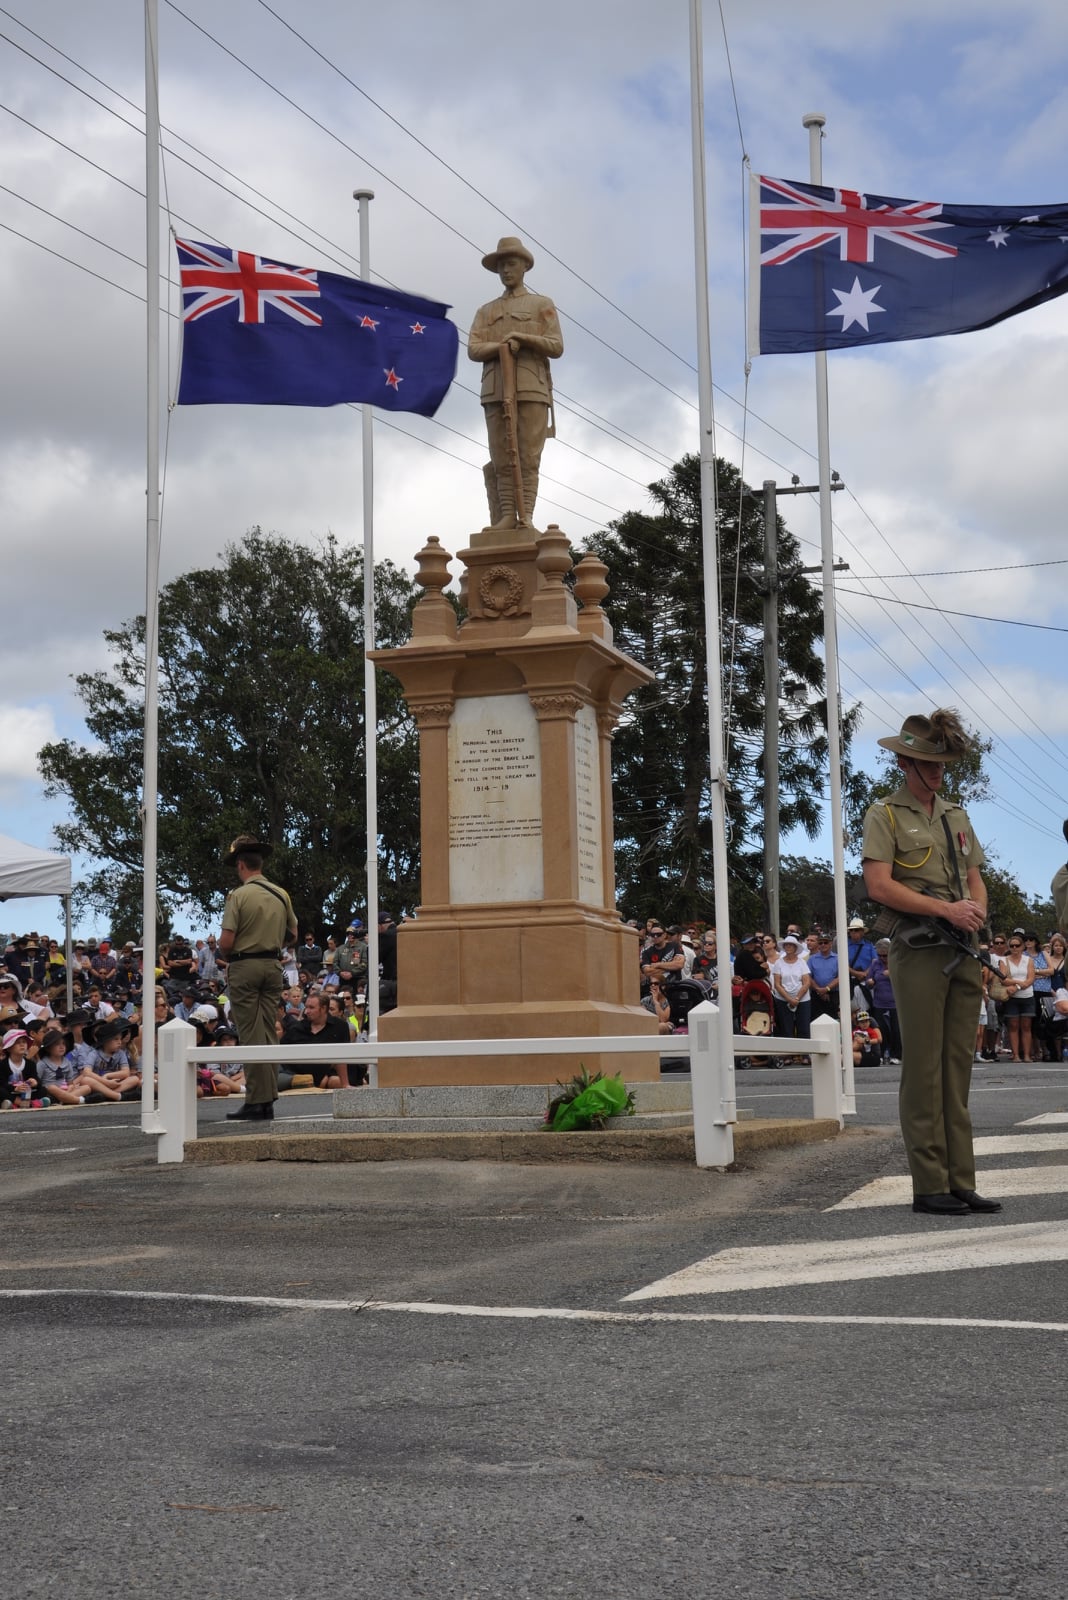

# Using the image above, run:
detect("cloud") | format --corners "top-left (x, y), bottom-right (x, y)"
top-left (5, 0), bottom-right (1068, 906)
top-left (0, 703), bottom-right (59, 783)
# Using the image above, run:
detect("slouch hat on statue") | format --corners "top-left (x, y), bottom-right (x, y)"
top-left (877, 708), bottom-right (971, 763)
top-left (481, 236), bottom-right (535, 272)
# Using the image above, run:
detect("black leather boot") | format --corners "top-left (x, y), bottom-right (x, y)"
top-left (226, 1101), bottom-right (273, 1121)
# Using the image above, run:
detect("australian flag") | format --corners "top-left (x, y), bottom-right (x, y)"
top-left (748, 174), bottom-right (1068, 356)
top-left (175, 239), bottom-right (458, 413)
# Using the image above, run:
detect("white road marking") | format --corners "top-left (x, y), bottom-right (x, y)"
top-left (0, 1286), bottom-right (1065, 1335)
top-left (974, 1133), bottom-right (1068, 1154)
top-left (35, 1147), bottom-right (79, 1156)
top-left (622, 1220), bottom-right (1068, 1301)
top-left (1018, 1112), bottom-right (1068, 1126)
top-left (828, 1167), bottom-right (1068, 1210)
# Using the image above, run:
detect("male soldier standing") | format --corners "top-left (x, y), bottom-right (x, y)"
top-left (468, 236), bottom-right (563, 530)
top-left (217, 834), bottom-right (296, 1122)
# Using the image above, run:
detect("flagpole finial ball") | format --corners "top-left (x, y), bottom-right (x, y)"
top-left (801, 111), bottom-right (826, 129)
top-left (353, 188), bottom-right (375, 201)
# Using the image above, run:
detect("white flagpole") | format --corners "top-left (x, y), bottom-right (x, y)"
top-left (689, 0), bottom-right (735, 1162)
top-left (803, 112), bottom-right (856, 1117)
top-left (140, 0), bottom-right (162, 1132)
top-left (354, 189), bottom-right (380, 1049)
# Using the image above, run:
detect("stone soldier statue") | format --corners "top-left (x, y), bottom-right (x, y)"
top-left (468, 236), bottom-right (563, 531)
top-left (861, 710), bottom-right (1000, 1217)
top-left (217, 833), bottom-right (296, 1121)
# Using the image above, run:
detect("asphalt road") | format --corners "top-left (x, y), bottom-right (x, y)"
top-left (2, 1061), bottom-right (1067, 1599)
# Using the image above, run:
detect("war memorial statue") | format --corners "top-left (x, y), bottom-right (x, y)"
top-left (468, 235), bottom-right (563, 531)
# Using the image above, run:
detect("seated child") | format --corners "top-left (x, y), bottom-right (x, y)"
top-left (2, 1027), bottom-right (43, 1108)
top-left (35, 1027), bottom-right (122, 1105)
top-left (92, 1021), bottom-right (142, 1099)
top-left (852, 1010), bottom-right (883, 1069)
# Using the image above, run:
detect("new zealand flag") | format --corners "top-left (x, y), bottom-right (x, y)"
top-left (176, 239), bottom-right (458, 413)
top-left (748, 174), bottom-right (1068, 355)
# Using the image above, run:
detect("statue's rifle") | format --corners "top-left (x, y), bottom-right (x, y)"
top-left (498, 339), bottom-right (526, 526)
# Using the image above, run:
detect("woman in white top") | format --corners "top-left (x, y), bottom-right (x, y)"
top-left (771, 935), bottom-right (811, 1055)
top-left (999, 935), bottom-right (1035, 1063)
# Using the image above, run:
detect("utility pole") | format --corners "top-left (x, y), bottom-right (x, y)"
top-left (758, 474), bottom-right (846, 938)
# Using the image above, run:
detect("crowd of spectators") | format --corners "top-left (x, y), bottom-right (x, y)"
top-left (0, 913), bottom-right (400, 1110)
top-left (4, 905), bottom-right (1065, 1108)
top-left (627, 914), bottom-right (1068, 1069)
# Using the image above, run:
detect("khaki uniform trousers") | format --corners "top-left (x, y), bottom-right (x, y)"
top-left (227, 957), bottom-right (282, 1106)
top-left (889, 936), bottom-right (982, 1195)
top-left (484, 401), bottom-right (550, 523)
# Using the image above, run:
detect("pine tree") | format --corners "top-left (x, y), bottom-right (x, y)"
top-left (584, 453), bottom-right (862, 926)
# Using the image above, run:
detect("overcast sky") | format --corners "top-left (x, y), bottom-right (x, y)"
top-left (3, 0), bottom-right (1067, 935)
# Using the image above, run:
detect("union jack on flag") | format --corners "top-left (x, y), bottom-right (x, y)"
top-left (178, 240), bottom-right (322, 326)
top-left (175, 238), bottom-right (458, 413)
top-left (748, 173), bottom-right (1068, 356)
top-left (757, 177), bottom-right (957, 269)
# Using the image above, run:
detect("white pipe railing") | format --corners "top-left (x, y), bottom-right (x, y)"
top-left (154, 1005), bottom-right (843, 1166)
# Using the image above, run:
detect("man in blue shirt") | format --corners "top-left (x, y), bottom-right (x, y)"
top-left (807, 934), bottom-right (840, 1020)
top-left (846, 916), bottom-right (878, 1007)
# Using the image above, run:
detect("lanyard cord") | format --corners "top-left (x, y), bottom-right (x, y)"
top-left (885, 803), bottom-right (933, 870)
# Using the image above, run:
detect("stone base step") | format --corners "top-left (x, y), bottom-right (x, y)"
top-left (332, 1079), bottom-right (701, 1122)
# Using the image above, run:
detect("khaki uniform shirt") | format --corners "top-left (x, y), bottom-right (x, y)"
top-left (862, 783), bottom-right (985, 900)
top-left (221, 874), bottom-right (295, 954)
top-left (468, 288), bottom-right (563, 404)
top-left (1053, 864), bottom-right (1068, 934)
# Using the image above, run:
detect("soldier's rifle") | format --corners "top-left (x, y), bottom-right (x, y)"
top-left (498, 339), bottom-right (526, 525)
top-left (894, 889), bottom-right (1004, 980)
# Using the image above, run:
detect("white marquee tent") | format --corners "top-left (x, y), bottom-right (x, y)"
top-left (0, 832), bottom-right (71, 899)
top-left (0, 832), bottom-right (74, 1010)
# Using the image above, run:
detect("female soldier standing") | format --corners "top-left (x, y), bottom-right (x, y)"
top-left (862, 710), bottom-right (1001, 1217)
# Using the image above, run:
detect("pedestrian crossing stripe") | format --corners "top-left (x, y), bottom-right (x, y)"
top-left (1017, 1113), bottom-right (1068, 1126)
top-left (623, 1221), bottom-right (1068, 1300)
top-left (828, 1166), bottom-right (1068, 1210)
top-left (973, 1132), bottom-right (1068, 1154)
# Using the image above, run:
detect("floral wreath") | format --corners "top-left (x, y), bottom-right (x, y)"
top-left (479, 565), bottom-right (523, 617)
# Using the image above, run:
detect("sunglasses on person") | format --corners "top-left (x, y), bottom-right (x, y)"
top-left (1008, 941), bottom-right (1023, 949)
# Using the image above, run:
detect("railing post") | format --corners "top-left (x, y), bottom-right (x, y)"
top-left (809, 1014), bottom-right (844, 1125)
top-left (157, 1017), bottom-right (197, 1164)
top-left (688, 1000), bottom-right (735, 1167)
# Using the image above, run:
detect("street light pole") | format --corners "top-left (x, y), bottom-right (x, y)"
top-left (757, 476), bottom-right (845, 941)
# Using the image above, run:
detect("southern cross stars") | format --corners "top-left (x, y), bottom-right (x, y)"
top-left (359, 315), bottom-right (380, 329)
top-left (384, 368), bottom-right (402, 390)
top-left (827, 276), bottom-right (886, 333)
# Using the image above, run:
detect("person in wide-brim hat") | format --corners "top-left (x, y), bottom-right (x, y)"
top-left (222, 834), bottom-right (274, 867)
top-left (877, 712), bottom-right (970, 763)
top-left (861, 705), bottom-right (996, 1218)
top-left (481, 235), bottom-right (534, 273)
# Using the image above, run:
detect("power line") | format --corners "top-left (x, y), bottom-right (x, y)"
top-left (845, 558), bottom-right (1068, 580)
top-left (0, 16), bottom-right (812, 496)
top-left (251, 0), bottom-right (703, 380)
top-left (836, 588), bottom-right (1068, 634)
top-left (5, 4), bottom-right (1066, 773)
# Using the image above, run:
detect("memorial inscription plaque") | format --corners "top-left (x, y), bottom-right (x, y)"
top-left (574, 704), bottom-right (604, 905)
top-left (448, 694), bottom-right (543, 903)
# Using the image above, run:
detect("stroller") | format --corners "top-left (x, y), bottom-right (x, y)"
top-left (735, 979), bottom-right (775, 1069)
top-left (660, 977), bottom-right (716, 1072)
